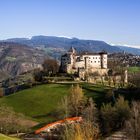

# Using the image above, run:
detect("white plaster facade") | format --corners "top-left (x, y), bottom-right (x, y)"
top-left (60, 47), bottom-right (108, 75)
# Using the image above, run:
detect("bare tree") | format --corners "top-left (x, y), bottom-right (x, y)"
top-left (58, 85), bottom-right (86, 118)
top-left (125, 101), bottom-right (140, 139)
top-left (42, 58), bottom-right (59, 75)
top-left (57, 85), bottom-right (99, 140)
top-left (62, 120), bottom-right (99, 140)
top-left (100, 96), bottom-right (130, 135)
top-left (0, 105), bottom-right (36, 134)
top-left (0, 88), bottom-right (3, 97)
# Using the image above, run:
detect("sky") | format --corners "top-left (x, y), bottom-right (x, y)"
top-left (0, 0), bottom-right (140, 47)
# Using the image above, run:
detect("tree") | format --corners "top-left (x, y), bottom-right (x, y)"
top-left (129, 72), bottom-right (140, 87)
top-left (58, 85), bottom-right (86, 118)
top-left (58, 85), bottom-right (99, 140)
top-left (0, 88), bottom-right (4, 97)
top-left (100, 103), bottom-right (116, 134)
top-left (82, 98), bottom-right (97, 123)
top-left (0, 105), bottom-right (36, 134)
top-left (42, 58), bottom-right (59, 76)
top-left (33, 68), bottom-right (43, 82)
top-left (125, 102), bottom-right (140, 139)
top-left (62, 121), bottom-right (99, 140)
top-left (100, 96), bottom-right (130, 135)
top-left (114, 96), bottom-right (130, 128)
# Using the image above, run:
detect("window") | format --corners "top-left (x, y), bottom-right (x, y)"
top-left (94, 61), bottom-right (96, 63)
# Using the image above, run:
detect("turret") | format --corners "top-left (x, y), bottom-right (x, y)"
top-left (68, 46), bottom-right (76, 55)
top-left (99, 52), bottom-right (107, 69)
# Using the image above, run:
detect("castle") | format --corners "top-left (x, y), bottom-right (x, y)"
top-left (60, 47), bottom-right (108, 79)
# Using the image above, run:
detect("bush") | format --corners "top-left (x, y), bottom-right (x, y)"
top-left (0, 88), bottom-right (4, 97)
top-left (114, 96), bottom-right (131, 128)
top-left (100, 96), bottom-right (130, 135)
top-left (100, 103), bottom-right (116, 134)
top-left (125, 101), bottom-right (140, 139)
top-left (82, 98), bottom-right (98, 123)
top-left (33, 69), bottom-right (44, 82)
top-left (57, 85), bottom-right (99, 140)
top-left (57, 84), bottom-right (87, 118)
top-left (62, 121), bottom-right (99, 140)
top-left (0, 105), bottom-right (35, 134)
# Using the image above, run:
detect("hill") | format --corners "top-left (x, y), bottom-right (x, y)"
top-left (0, 84), bottom-right (70, 122)
top-left (0, 42), bottom-right (48, 80)
top-left (0, 83), bottom-right (109, 123)
top-left (1, 36), bottom-right (140, 80)
top-left (117, 45), bottom-right (140, 55)
top-left (0, 134), bottom-right (19, 140)
top-left (4, 35), bottom-right (140, 56)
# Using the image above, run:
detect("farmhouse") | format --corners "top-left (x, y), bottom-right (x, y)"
top-left (60, 47), bottom-right (108, 79)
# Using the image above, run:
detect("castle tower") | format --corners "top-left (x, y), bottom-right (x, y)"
top-left (84, 57), bottom-right (88, 70)
top-left (68, 46), bottom-right (76, 54)
top-left (100, 52), bottom-right (107, 69)
top-left (68, 47), bottom-right (77, 69)
top-left (124, 70), bottom-right (128, 83)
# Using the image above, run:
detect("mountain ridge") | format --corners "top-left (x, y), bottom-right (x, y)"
top-left (2, 35), bottom-right (140, 55)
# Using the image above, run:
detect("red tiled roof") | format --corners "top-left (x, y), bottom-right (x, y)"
top-left (35, 117), bottom-right (82, 134)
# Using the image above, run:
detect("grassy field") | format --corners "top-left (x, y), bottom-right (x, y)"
top-left (128, 66), bottom-right (140, 73)
top-left (0, 134), bottom-right (19, 140)
top-left (0, 83), bottom-right (110, 123)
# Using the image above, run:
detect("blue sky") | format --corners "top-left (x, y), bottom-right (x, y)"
top-left (0, 0), bottom-right (140, 46)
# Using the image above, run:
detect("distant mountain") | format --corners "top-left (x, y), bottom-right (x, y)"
top-left (1, 36), bottom-right (140, 80)
top-left (0, 42), bottom-right (48, 80)
top-left (116, 45), bottom-right (140, 55)
top-left (3, 36), bottom-right (140, 56)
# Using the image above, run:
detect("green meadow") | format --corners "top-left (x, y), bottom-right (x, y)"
top-left (0, 83), bottom-right (110, 123)
top-left (0, 134), bottom-right (20, 140)
top-left (128, 66), bottom-right (140, 73)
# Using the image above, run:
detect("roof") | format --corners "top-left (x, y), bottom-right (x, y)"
top-left (68, 46), bottom-right (76, 53)
top-left (78, 51), bottom-right (107, 56)
top-left (35, 117), bottom-right (83, 134)
top-left (61, 49), bottom-right (107, 57)
top-left (62, 53), bottom-right (69, 57)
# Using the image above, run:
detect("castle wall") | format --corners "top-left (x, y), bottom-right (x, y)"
top-left (75, 61), bottom-right (85, 69)
top-left (101, 54), bottom-right (107, 69)
top-left (84, 55), bottom-right (102, 69)
top-left (60, 48), bottom-right (108, 74)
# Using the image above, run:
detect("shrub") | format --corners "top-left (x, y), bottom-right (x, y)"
top-left (125, 101), bottom-right (140, 139)
top-left (100, 96), bottom-right (130, 135)
top-left (0, 105), bottom-right (35, 134)
top-left (82, 97), bottom-right (98, 123)
top-left (114, 96), bottom-right (131, 128)
top-left (62, 121), bottom-right (99, 140)
top-left (0, 88), bottom-right (4, 97)
top-left (57, 84), bottom-right (87, 118)
top-left (33, 69), bottom-right (44, 82)
top-left (57, 85), bottom-right (99, 140)
top-left (100, 103), bottom-right (116, 134)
